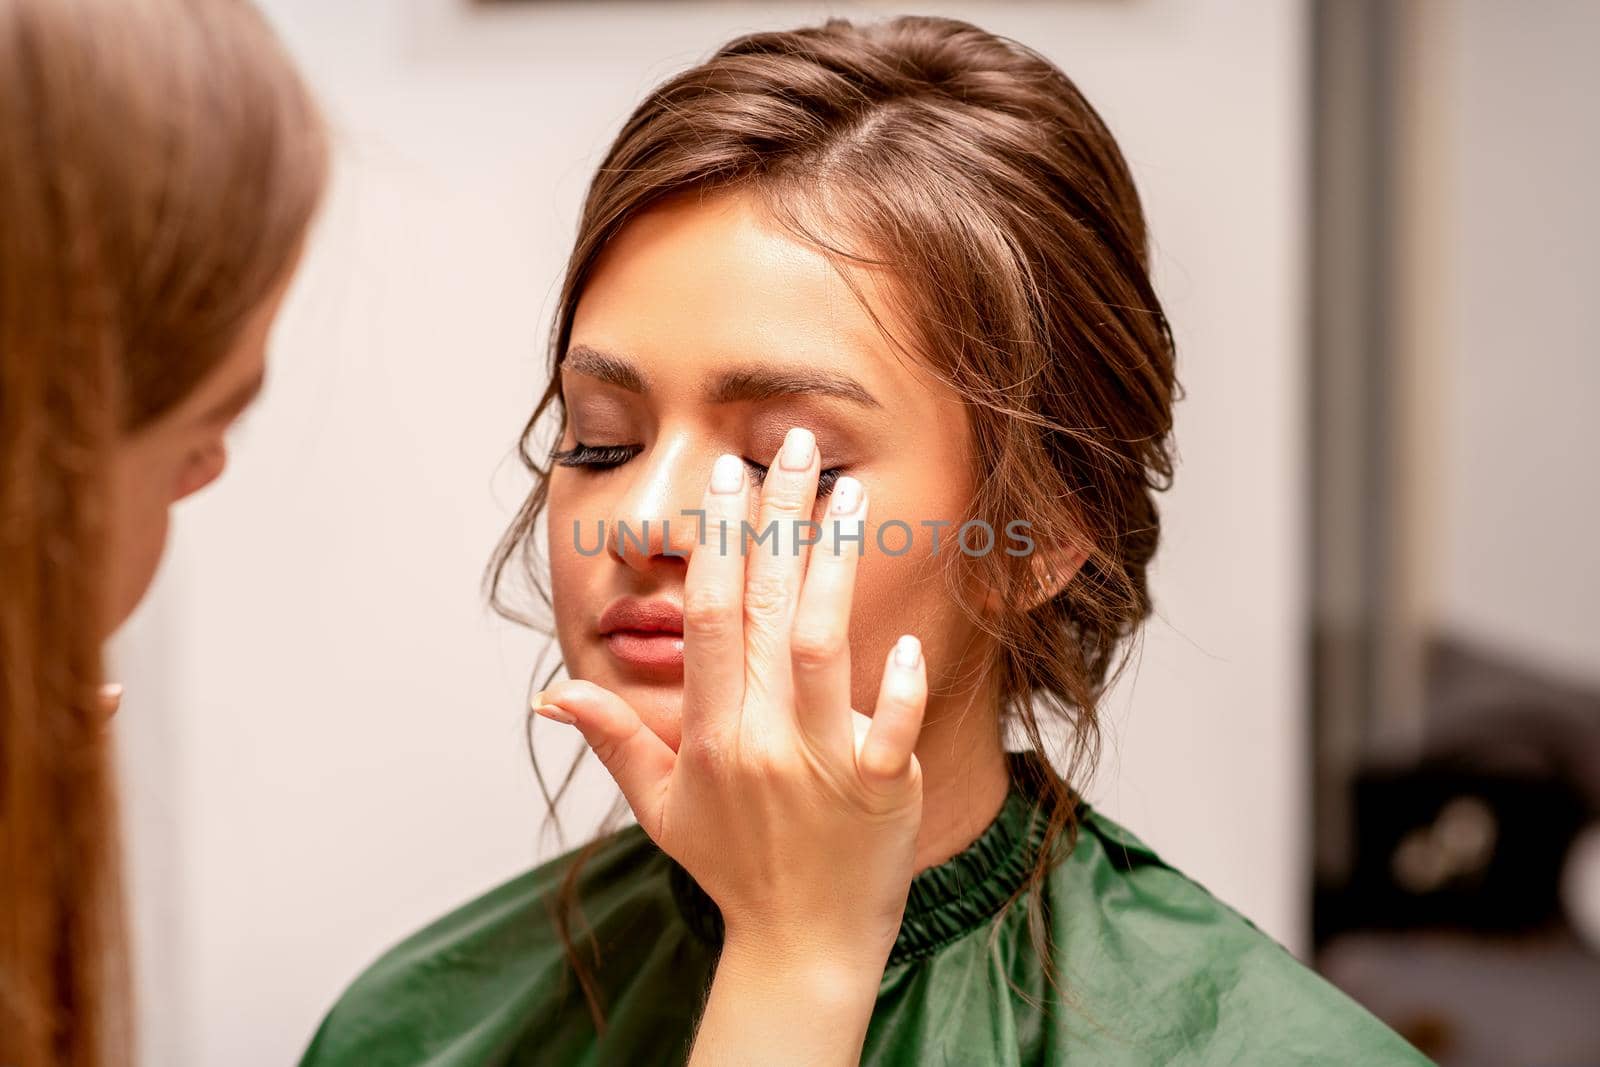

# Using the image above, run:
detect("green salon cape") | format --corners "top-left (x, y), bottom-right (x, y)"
top-left (299, 754), bottom-right (1430, 1066)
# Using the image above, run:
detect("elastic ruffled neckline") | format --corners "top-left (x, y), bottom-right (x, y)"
top-left (667, 751), bottom-right (1061, 967)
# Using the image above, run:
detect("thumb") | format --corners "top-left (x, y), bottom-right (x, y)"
top-left (535, 679), bottom-right (674, 832)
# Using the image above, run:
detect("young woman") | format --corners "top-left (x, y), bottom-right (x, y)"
top-left (301, 15), bottom-right (1429, 1066)
top-left (0, 1), bottom-right (327, 1063)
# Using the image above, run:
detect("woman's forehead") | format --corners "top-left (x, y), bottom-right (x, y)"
top-left (567, 189), bottom-right (941, 406)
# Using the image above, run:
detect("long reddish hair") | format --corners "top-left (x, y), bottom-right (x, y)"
top-left (489, 15), bottom-right (1177, 1025)
top-left (0, 1), bottom-right (326, 1062)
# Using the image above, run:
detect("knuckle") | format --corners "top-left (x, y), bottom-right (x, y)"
top-left (789, 622), bottom-right (846, 669)
top-left (879, 677), bottom-right (926, 710)
top-left (679, 729), bottom-right (728, 773)
top-left (747, 739), bottom-right (802, 781)
top-left (561, 678), bottom-right (604, 703)
top-left (683, 585), bottom-right (737, 636)
top-left (760, 483), bottom-right (809, 516)
top-left (742, 572), bottom-right (792, 621)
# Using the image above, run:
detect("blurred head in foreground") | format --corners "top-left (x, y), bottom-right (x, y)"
top-left (0, 0), bottom-right (326, 1061)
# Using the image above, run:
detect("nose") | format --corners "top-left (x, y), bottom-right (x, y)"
top-left (607, 434), bottom-right (713, 574)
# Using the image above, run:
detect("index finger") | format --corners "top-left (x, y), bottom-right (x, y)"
top-left (680, 453), bottom-right (751, 746)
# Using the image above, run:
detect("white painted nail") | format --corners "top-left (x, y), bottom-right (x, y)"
top-left (829, 476), bottom-right (862, 515)
top-left (893, 634), bottom-right (921, 668)
top-left (779, 426), bottom-right (816, 471)
top-left (710, 453), bottom-right (744, 494)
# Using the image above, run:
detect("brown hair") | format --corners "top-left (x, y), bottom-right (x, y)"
top-left (0, 0), bottom-right (326, 1062)
top-left (489, 14), bottom-right (1176, 1024)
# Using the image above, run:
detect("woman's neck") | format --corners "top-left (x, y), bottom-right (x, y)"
top-left (909, 676), bottom-right (1011, 874)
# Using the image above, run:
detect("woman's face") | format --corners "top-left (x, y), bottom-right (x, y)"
top-left (547, 190), bottom-right (990, 751)
top-left (106, 269), bottom-right (296, 635)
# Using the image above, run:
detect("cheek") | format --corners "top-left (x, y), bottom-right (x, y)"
top-left (545, 474), bottom-right (599, 647)
top-left (106, 457), bottom-right (175, 634)
top-left (545, 492), bottom-right (586, 653)
top-left (845, 547), bottom-right (954, 714)
top-left (842, 473), bottom-right (985, 714)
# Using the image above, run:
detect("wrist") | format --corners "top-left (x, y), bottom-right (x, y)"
top-left (690, 929), bottom-right (889, 1067)
top-left (717, 891), bottom-right (905, 964)
top-left (716, 925), bottom-right (891, 1006)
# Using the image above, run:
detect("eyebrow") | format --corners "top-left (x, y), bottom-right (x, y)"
top-left (563, 343), bottom-right (881, 409)
top-left (196, 370), bottom-right (266, 427)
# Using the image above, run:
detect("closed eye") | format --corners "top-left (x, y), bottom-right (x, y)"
top-left (550, 442), bottom-right (640, 469)
top-left (552, 442), bottom-right (842, 496)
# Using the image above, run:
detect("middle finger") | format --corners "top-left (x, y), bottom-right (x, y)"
top-left (740, 425), bottom-right (821, 723)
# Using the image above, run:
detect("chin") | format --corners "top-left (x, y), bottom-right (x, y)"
top-left (614, 676), bottom-right (685, 753)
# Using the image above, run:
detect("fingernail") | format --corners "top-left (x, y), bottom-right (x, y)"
top-left (829, 475), bottom-right (862, 515)
top-left (530, 689), bottom-right (546, 710)
top-left (779, 426), bottom-right (815, 471)
top-left (535, 703), bottom-right (577, 725)
top-left (893, 634), bottom-right (921, 668)
top-left (710, 453), bottom-right (744, 494)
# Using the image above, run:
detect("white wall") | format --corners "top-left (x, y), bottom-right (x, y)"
top-left (111, 2), bottom-right (1309, 1064)
top-left (1431, 0), bottom-right (1600, 687)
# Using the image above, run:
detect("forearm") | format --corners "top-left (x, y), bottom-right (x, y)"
top-left (688, 933), bottom-right (888, 1067)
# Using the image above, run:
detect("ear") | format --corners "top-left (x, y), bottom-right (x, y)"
top-left (1025, 540), bottom-right (1089, 612)
top-left (970, 537), bottom-right (1091, 619)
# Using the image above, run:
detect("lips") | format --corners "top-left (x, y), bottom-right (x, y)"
top-left (598, 597), bottom-right (684, 636)
top-left (598, 597), bottom-right (685, 676)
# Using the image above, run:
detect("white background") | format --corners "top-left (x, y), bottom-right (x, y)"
top-left (1434, 0), bottom-right (1600, 687)
top-left (112, 2), bottom-right (1312, 1063)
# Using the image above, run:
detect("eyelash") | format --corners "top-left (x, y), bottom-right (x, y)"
top-left (551, 442), bottom-right (843, 496)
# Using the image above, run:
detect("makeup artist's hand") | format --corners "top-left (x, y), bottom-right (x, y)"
top-left (535, 425), bottom-right (927, 1066)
